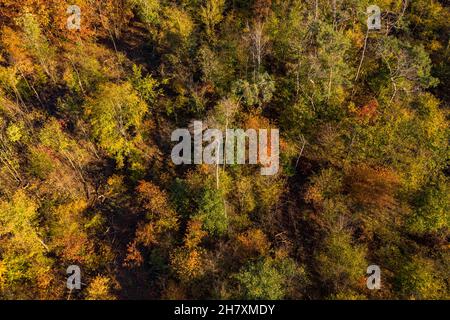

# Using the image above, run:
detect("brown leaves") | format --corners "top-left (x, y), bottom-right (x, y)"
top-left (356, 99), bottom-right (379, 122)
top-left (252, 0), bottom-right (272, 21)
top-left (345, 165), bottom-right (400, 211)
top-left (123, 240), bottom-right (144, 268)
top-left (1, 27), bottom-right (34, 73)
top-left (136, 181), bottom-right (179, 232)
top-left (168, 218), bottom-right (208, 282)
top-left (51, 200), bottom-right (95, 264)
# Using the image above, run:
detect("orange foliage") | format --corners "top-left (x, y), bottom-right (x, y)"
top-left (168, 218), bottom-right (208, 282)
top-left (136, 181), bottom-right (179, 232)
top-left (138, 181), bottom-right (170, 213)
top-left (51, 200), bottom-right (95, 264)
top-left (345, 165), bottom-right (400, 211)
top-left (235, 229), bottom-right (270, 260)
top-left (244, 114), bottom-right (279, 167)
top-left (184, 218), bottom-right (207, 250)
top-left (123, 240), bottom-right (144, 268)
top-left (0, 0), bottom-right (132, 40)
top-left (123, 181), bottom-right (179, 268)
top-left (244, 113), bottom-right (271, 130)
top-left (357, 99), bottom-right (379, 122)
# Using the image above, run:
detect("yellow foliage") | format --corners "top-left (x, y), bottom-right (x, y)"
top-left (86, 276), bottom-right (116, 300)
top-left (170, 248), bottom-right (206, 282)
top-left (162, 7), bottom-right (194, 40)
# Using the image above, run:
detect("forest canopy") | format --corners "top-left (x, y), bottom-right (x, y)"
top-left (0, 0), bottom-right (448, 300)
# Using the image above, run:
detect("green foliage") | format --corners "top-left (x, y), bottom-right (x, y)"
top-left (378, 38), bottom-right (439, 91)
top-left (232, 73), bottom-right (275, 108)
top-left (130, 65), bottom-right (161, 105)
top-left (63, 43), bottom-right (112, 95)
top-left (161, 6), bottom-right (194, 43)
top-left (39, 119), bottom-right (75, 153)
top-left (27, 148), bottom-right (54, 180)
top-left (200, 0), bottom-right (225, 39)
top-left (0, 190), bottom-right (41, 253)
top-left (6, 122), bottom-right (24, 143)
top-left (395, 256), bottom-right (448, 299)
top-left (315, 230), bottom-right (367, 292)
top-left (234, 256), bottom-right (306, 300)
top-left (408, 175), bottom-right (450, 234)
top-left (195, 185), bottom-right (228, 236)
top-left (198, 45), bottom-right (230, 91)
top-left (130, 0), bottom-right (160, 25)
top-left (0, 0), bottom-right (448, 300)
